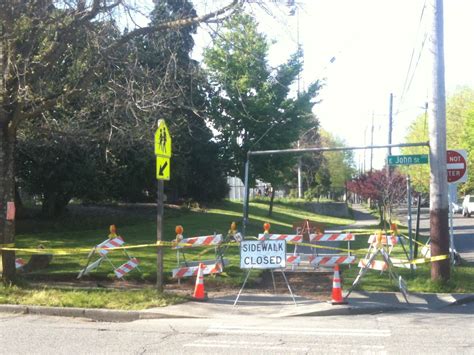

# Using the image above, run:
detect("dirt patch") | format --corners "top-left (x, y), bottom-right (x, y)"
top-left (24, 270), bottom-right (334, 302)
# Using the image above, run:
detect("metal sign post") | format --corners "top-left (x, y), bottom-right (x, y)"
top-left (155, 119), bottom-right (172, 292)
top-left (406, 175), bottom-right (414, 271)
top-left (234, 239), bottom-right (296, 306)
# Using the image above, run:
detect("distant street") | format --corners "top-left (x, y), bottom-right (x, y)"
top-left (1, 306), bottom-right (473, 354)
top-left (397, 207), bottom-right (474, 263)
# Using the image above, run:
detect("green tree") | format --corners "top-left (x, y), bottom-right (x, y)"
top-left (320, 130), bottom-right (355, 200)
top-left (461, 104), bottom-right (474, 193)
top-left (402, 87), bottom-right (474, 193)
top-left (0, 0), bottom-right (240, 280)
top-left (203, 12), bottom-right (320, 214)
top-left (15, 1), bottom-right (235, 216)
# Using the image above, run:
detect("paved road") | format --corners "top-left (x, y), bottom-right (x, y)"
top-left (1, 305), bottom-right (472, 354)
top-left (397, 206), bottom-right (474, 262)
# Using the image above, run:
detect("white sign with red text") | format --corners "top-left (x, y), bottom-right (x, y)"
top-left (447, 150), bottom-right (468, 184)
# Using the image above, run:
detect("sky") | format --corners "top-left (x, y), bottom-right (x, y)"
top-left (193, 0), bottom-right (474, 170)
top-left (131, 0), bottom-right (474, 170)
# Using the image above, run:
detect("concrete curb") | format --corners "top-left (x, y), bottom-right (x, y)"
top-left (0, 303), bottom-right (204, 322)
top-left (0, 292), bottom-right (472, 321)
top-left (444, 294), bottom-right (474, 307)
top-left (289, 305), bottom-right (410, 317)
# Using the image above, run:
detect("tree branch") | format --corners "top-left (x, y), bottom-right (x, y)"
top-left (107, 0), bottom-right (240, 53)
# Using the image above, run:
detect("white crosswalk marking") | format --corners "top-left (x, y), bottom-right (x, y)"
top-left (205, 325), bottom-right (391, 337)
top-left (184, 339), bottom-right (387, 352)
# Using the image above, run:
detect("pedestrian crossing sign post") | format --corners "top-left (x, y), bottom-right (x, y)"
top-left (155, 120), bottom-right (172, 158)
top-left (156, 156), bottom-right (170, 180)
top-left (154, 119), bottom-right (172, 181)
top-left (154, 119), bottom-right (172, 292)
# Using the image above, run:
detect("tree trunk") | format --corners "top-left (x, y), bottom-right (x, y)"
top-left (41, 191), bottom-right (71, 218)
top-left (0, 125), bottom-right (16, 281)
top-left (268, 187), bottom-right (275, 217)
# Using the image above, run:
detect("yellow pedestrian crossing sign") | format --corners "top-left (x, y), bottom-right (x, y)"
top-left (156, 156), bottom-right (170, 180)
top-left (155, 120), bottom-right (172, 157)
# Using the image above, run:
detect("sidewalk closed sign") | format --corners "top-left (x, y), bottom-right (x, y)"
top-left (240, 240), bottom-right (286, 269)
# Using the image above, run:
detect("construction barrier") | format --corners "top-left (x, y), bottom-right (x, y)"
top-left (77, 226), bottom-right (141, 279)
top-left (114, 257), bottom-right (140, 278)
top-left (286, 254), bottom-right (356, 268)
top-left (257, 233), bottom-right (303, 243)
top-left (172, 226), bottom-right (227, 279)
top-left (309, 233), bottom-right (355, 242)
top-left (172, 261), bottom-right (224, 278)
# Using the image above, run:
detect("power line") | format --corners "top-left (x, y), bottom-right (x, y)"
top-left (398, 0), bottom-right (428, 110)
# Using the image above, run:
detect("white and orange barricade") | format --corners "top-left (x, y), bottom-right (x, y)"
top-left (172, 226), bottom-right (227, 280)
top-left (77, 225), bottom-right (141, 279)
top-left (174, 234), bottom-right (223, 249)
top-left (114, 258), bottom-right (140, 278)
top-left (172, 262), bottom-right (223, 279)
top-left (309, 232), bottom-right (355, 242)
top-left (358, 231), bottom-right (405, 271)
top-left (346, 230), bottom-right (409, 303)
top-left (97, 236), bottom-right (125, 256)
top-left (285, 253), bottom-right (356, 270)
top-left (282, 227), bottom-right (356, 271)
top-left (257, 233), bottom-right (303, 243)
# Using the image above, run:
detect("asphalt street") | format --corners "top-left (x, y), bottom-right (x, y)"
top-left (1, 304), bottom-right (472, 354)
top-left (398, 206), bottom-right (474, 263)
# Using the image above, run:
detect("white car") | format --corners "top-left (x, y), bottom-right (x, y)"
top-left (462, 195), bottom-right (474, 217)
top-left (452, 199), bottom-right (463, 214)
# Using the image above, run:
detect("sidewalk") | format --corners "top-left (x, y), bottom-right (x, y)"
top-left (1, 290), bottom-right (473, 322)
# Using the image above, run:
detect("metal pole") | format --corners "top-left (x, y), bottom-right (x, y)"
top-left (156, 180), bottom-right (164, 292)
top-left (370, 113), bottom-right (374, 171)
top-left (297, 140), bottom-right (302, 198)
top-left (248, 142), bottom-right (429, 157)
top-left (297, 158), bottom-right (302, 198)
top-left (242, 157), bottom-right (251, 236)
top-left (414, 194), bottom-right (421, 259)
top-left (448, 186), bottom-right (455, 264)
top-left (407, 175), bottom-right (414, 272)
top-left (388, 93), bottom-right (393, 156)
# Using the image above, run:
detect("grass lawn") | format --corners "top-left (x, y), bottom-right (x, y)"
top-left (11, 200), bottom-right (353, 280)
top-left (1, 199), bottom-right (353, 309)
top-left (339, 224), bottom-right (474, 294)
top-left (2, 200), bottom-right (473, 309)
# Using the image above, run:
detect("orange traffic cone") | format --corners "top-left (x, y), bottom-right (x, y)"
top-left (192, 263), bottom-right (208, 301)
top-left (331, 264), bottom-right (347, 305)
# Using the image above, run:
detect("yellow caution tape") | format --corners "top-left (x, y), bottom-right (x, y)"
top-left (0, 243), bottom-right (15, 248)
top-left (391, 254), bottom-right (449, 265)
top-left (399, 233), bottom-right (430, 248)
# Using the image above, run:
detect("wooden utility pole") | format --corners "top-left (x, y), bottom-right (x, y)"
top-left (428, 0), bottom-right (450, 281)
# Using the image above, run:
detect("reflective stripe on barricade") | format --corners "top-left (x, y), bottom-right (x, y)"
top-left (174, 234), bottom-right (223, 249)
top-left (309, 233), bottom-right (355, 242)
top-left (367, 234), bottom-right (399, 246)
top-left (258, 234), bottom-right (303, 243)
top-left (15, 258), bottom-right (26, 269)
top-left (358, 258), bottom-right (388, 271)
top-left (309, 255), bottom-right (356, 267)
top-left (172, 262), bottom-right (223, 278)
top-left (286, 254), bottom-right (356, 267)
top-left (421, 245), bottom-right (431, 258)
top-left (97, 236), bottom-right (125, 256)
top-left (391, 257), bottom-right (416, 269)
top-left (114, 258), bottom-right (140, 278)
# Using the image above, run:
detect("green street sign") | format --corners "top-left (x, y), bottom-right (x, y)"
top-left (388, 154), bottom-right (429, 166)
